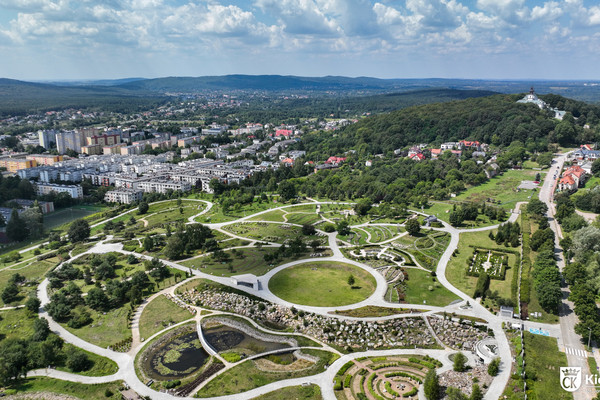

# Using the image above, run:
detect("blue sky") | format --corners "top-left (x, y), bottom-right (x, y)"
top-left (0, 0), bottom-right (599, 80)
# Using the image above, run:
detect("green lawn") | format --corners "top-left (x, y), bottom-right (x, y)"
top-left (0, 257), bottom-right (59, 306)
top-left (139, 295), bottom-right (193, 340)
top-left (6, 378), bottom-right (124, 399)
top-left (196, 200), bottom-right (286, 224)
top-left (196, 349), bottom-right (338, 398)
top-left (143, 204), bottom-right (204, 227)
top-left (523, 332), bottom-right (572, 400)
top-left (62, 304), bottom-right (131, 349)
top-left (222, 222), bottom-right (318, 244)
top-left (250, 384), bottom-right (322, 400)
top-left (179, 247), bottom-right (308, 277)
top-left (403, 268), bottom-right (460, 306)
top-left (0, 308), bottom-right (36, 340)
top-left (453, 169), bottom-right (543, 208)
top-left (445, 230), bottom-right (518, 302)
top-left (248, 209), bottom-right (287, 222)
top-left (285, 212), bottom-right (323, 226)
top-left (268, 262), bottom-right (376, 307)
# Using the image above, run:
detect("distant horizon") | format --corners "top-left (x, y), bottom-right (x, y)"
top-left (15, 75), bottom-right (600, 84)
top-left (1, 1), bottom-right (600, 81)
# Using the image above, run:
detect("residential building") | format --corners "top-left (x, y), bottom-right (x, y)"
top-left (104, 188), bottom-right (143, 204)
top-left (138, 180), bottom-right (192, 194)
top-left (38, 130), bottom-right (57, 149)
top-left (35, 183), bottom-right (83, 199)
top-left (26, 154), bottom-right (63, 166)
top-left (56, 130), bottom-right (85, 154)
top-left (0, 155), bottom-right (36, 172)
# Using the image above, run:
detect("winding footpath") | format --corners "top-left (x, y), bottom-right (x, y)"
top-left (28, 195), bottom-right (566, 400)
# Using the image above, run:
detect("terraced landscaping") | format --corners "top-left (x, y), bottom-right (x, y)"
top-left (333, 355), bottom-right (441, 400)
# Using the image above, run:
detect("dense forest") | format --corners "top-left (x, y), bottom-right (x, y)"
top-left (0, 79), bottom-right (167, 117)
top-left (298, 94), bottom-right (600, 156)
top-left (216, 89), bottom-right (497, 124)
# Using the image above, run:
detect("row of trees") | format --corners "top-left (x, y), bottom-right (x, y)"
top-left (449, 203), bottom-right (507, 227)
top-left (563, 226), bottom-right (600, 342)
top-left (490, 221), bottom-right (520, 247)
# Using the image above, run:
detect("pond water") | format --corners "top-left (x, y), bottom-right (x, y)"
top-left (203, 324), bottom-right (290, 355)
top-left (143, 331), bottom-right (209, 380)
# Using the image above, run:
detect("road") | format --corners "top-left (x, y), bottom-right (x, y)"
top-left (539, 152), bottom-right (595, 400)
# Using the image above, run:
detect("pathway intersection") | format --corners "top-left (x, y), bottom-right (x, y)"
top-left (27, 189), bottom-right (571, 400)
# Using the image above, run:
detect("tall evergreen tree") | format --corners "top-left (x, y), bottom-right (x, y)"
top-left (6, 208), bottom-right (28, 242)
top-left (424, 368), bottom-right (441, 400)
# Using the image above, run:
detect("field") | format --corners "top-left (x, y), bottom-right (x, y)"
top-left (522, 332), bottom-right (572, 400)
top-left (139, 295), bottom-right (194, 340)
top-left (268, 262), bottom-right (376, 307)
top-left (453, 169), bottom-right (544, 208)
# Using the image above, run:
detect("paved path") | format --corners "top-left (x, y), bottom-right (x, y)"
top-left (28, 196), bottom-right (558, 400)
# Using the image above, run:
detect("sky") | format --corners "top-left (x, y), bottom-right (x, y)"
top-left (0, 0), bottom-right (599, 80)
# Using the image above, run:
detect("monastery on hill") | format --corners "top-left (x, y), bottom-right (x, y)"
top-left (517, 87), bottom-right (566, 120)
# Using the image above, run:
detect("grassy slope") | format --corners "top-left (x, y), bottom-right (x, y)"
top-left (404, 268), bottom-right (460, 306)
top-left (139, 295), bottom-right (193, 340)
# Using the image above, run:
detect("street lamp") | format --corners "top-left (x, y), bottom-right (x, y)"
top-left (589, 327), bottom-right (593, 352)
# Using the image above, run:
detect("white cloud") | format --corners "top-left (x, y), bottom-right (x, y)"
top-left (254, 0), bottom-right (338, 35)
top-left (530, 1), bottom-right (562, 21)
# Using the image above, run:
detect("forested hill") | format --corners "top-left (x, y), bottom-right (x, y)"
top-left (301, 93), bottom-right (600, 156)
top-left (0, 78), bottom-right (166, 117)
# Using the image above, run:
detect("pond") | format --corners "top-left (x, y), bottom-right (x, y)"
top-left (203, 324), bottom-right (291, 355)
top-left (142, 330), bottom-right (209, 380)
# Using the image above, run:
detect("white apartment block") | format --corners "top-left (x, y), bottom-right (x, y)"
top-left (104, 189), bottom-right (143, 204)
top-left (36, 183), bottom-right (83, 199)
top-left (137, 180), bottom-right (192, 194)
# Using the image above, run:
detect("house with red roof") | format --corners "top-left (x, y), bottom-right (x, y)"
top-left (410, 153), bottom-right (425, 161)
top-left (431, 149), bottom-right (442, 159)
top-left (559, 175), bottom-right (577, 191)
top-left (326, 156), bottom-right (346, 165)
top-left (459, 140), bottom-right (481, 150)
top-left (275, 129), bottom-right (292, 138)
top-left (280, 157), bottom-right (294, 167)
top-left (559, 165), bottom-right (587, 191)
